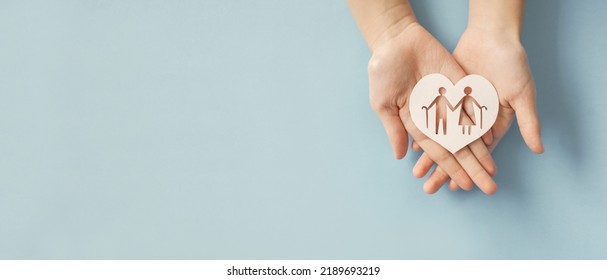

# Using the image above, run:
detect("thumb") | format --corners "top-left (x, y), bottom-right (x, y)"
top-left (377, 110), bottom-right (408, 159)
top-left (511, 87), bottom-right (544, 153)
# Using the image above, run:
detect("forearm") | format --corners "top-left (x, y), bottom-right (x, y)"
top-left (468, 0), bottom-right (525, 39)
top-left (346, 0), bottom-right (417, 52)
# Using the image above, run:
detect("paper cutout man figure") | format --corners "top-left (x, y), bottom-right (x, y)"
top-left (422, 87), bottom-right (453, 135)
top-left (452, 86), bottom-right (487, 135)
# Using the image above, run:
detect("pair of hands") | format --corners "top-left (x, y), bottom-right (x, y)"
top-left (369, 19), bottom-right (543, 194)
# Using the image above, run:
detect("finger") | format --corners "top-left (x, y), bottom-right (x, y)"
top-left (401, 110), bottom-right (474, 189)
top-left (423, 166), bottom-right (449, 194)
top-left (423, 166), bottom-right (451, 194)
top-left (423, 151), bottom-right (488, 192)
top-left (413, 116), bottom-right (497, 188)
top-left (376, 110), bottom-right (408, 159)
top-left (448, 179), bottom-right (459, 191)
top-left (511, 91), bottom-right (544, 154)
top-left (405, 133), bottom-right (473, 189)
top-left (453, 147), bottom-right (498, 195)
top-left (482, 131), bottom-right (493, 146)
top-left (411, 141), bottom-right (421, 151)
top-left (468, 138), bottom-right (497, 176)
top-left (413, 152), bottom-right (434, 178)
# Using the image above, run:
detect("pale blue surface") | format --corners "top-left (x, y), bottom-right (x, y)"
top-left (0, 0), bottom-right (606, 259)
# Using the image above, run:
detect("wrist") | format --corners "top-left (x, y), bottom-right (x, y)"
top-left (347, 0), bottom-right (418, 53)
top-left (466, 21), bottom-right (521, 42)
top-left (463, 25), bottom-right (523, 46)
top-left (467, 0), bottom-right (525, 41)
top-left (368, 13), bottom-right (418, 53)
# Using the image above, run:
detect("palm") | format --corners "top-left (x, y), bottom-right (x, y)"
top-left (452, 29), bottom-right (540, 150)
top-left (369, 23), bottom-right (464, 158)
top-left (369, 24), bottom-right (463, 118)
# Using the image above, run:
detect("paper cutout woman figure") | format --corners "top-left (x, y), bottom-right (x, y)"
top-left (453, 86), bottom-right (487, 135)
top-left (422, 87), bottom-right (453, 135)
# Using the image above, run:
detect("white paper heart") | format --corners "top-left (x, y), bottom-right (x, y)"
top-left (409, 74), bottom-right (499, 153)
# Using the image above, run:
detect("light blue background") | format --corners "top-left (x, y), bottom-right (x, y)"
top-left (0, 0), bottom-right (605, 259)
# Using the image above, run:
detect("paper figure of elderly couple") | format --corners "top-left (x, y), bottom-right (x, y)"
top-left (409, 73), bottom-right (499, 153)
top-left (422, 85), bottom-right (487, 136)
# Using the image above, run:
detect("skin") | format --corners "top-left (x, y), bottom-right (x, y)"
top-left (410, 0), bottom-right (544, 192)
top-left (346, 0), bottom-right (497, 194)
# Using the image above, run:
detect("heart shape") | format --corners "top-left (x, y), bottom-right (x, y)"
top-left (409, 74), bottom-right (499, 153)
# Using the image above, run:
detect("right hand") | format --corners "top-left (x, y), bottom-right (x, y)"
top-left (369, 21), bottom-right (497, 194)
top-left (411, 26), bottom-right (543, 193)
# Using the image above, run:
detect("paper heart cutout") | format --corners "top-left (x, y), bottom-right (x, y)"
top-left (409, 74), bottom-right (499, 153)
